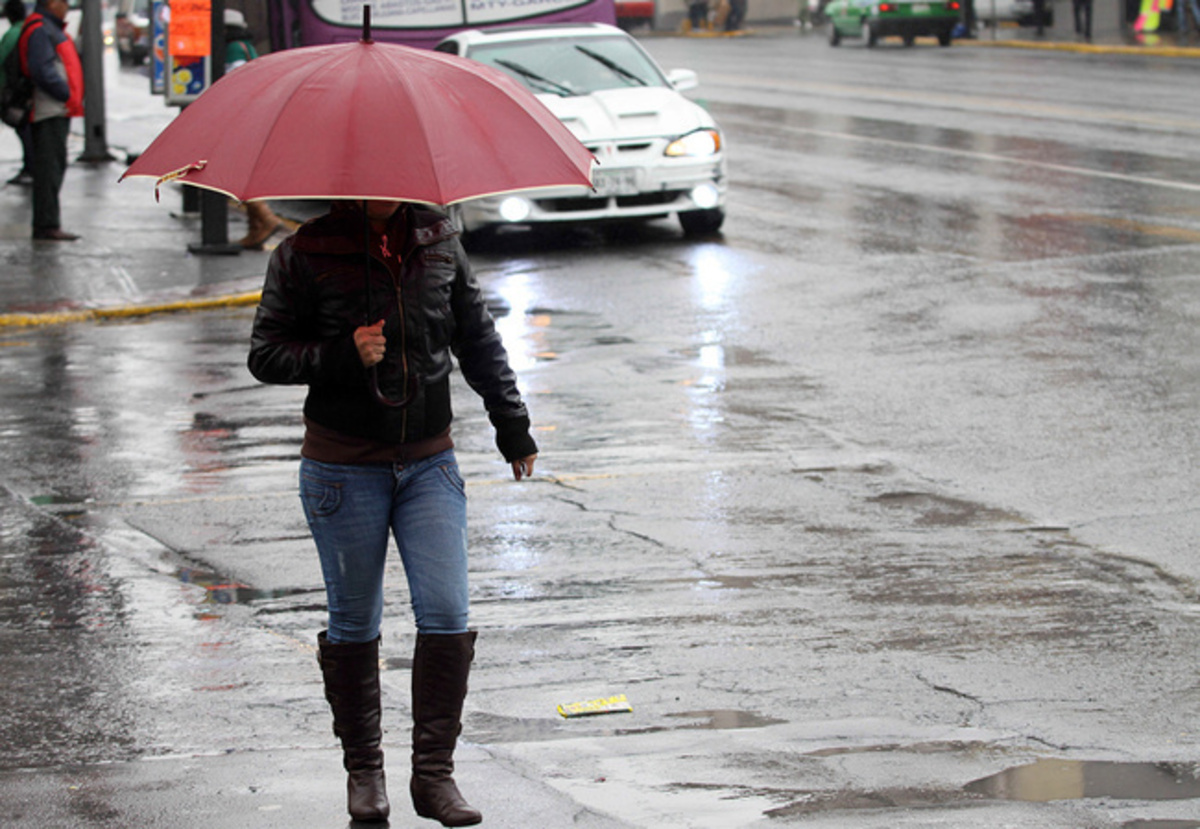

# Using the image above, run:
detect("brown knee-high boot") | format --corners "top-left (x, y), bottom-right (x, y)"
top-left (317, 631), bottom-right (391, 822)
top-left (410, 631), bottom-right (482, 827)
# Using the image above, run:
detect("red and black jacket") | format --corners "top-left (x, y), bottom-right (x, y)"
top-left (19, 5), bottom-right (83, 120)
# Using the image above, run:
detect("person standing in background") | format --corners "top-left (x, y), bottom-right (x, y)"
top-left (223, 7), bottom-right (286, 249)
top-left (1, 0), bottom-right (34, 186)
top-left (21, 0), bottom-right (82, 240)
top-left (1073, 0), bottom-right (1094, 39)
top-left (1177, 0), bottom-right (1200, 36)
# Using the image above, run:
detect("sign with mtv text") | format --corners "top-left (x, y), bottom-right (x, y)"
top-left (313, 0), bottom-right (593, 27)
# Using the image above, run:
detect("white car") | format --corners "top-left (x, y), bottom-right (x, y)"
top-left (434, 23), bottom-right (727, 238)
top-left (973, 0), bottom-right (1047, 23)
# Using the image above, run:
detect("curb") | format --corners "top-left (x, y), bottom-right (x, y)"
top-left (962, 36), bottom-right (1200, 56)
top-left (0, 290), bottom-right (262, 329)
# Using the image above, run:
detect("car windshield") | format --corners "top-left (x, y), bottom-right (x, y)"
top-left (467, 35), bottom-right (667, 97)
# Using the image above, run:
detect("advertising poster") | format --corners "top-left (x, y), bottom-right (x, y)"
top-left (165, 0), bottom-right (211, 106)
top-left (150, 0), bottom-right (167, 95)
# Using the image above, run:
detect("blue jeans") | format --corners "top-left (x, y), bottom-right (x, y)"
top-left (299, 450), bottom-right (470, 644)
top-left (1180, 0), bottom-right (1200, 33)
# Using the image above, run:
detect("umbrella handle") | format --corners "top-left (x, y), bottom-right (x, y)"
top-left (360, 198), bottom-right (415, 408)
top-left (370, 367), bottom-right (418, 408)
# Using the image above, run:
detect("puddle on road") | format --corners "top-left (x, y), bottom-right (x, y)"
top-left (966, 759), bottom-right (1200, 802)
top-left (176, 566), bottom-right (311, 606)
top-left (469, 708), bottom-right (784, 744)
top-left (664, 709), bottom-right (786, 730)
top-left (867, 491), bottom-right (1025, 528)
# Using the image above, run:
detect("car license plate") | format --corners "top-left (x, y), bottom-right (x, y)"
top-left (912, 3), bottom-right (929, 10)
top-left (593, 168), bottom-right (639, 197)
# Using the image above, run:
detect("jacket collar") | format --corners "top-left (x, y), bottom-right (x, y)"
top-left (33, 2), bottom-right (65, 26)
top-left (290, 202), bottom-right (457, 256)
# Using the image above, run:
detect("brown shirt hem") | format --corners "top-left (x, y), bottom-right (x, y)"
top-left (301, 417), bottom-right (453, 465)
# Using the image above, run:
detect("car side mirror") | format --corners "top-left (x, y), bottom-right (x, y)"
top-left (667, 69), bottom-right (698, 92)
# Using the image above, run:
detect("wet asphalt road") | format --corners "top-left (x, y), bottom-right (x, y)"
top-left (2, 31), bottom-right (1200, 828)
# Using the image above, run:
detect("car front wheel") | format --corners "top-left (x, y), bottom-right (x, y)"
top-left (829, 23), bottom-right (842, 45)
top-left (680, 208), bottom-right (725, 237)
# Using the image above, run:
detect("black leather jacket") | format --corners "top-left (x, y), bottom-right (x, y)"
top-left (247, 202), bottom-right (536, 462)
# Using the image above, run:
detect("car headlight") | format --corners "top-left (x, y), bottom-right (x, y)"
top-left (498, 196), bottom-right (532, 223)
top-left (665, 129), bottom-right (721, 158)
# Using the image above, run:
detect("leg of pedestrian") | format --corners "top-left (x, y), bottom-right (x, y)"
top-left (31, 116), bottom-right (77, 241)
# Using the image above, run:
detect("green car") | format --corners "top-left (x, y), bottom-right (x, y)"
top-left (827, 0), bottom-right (961, 46)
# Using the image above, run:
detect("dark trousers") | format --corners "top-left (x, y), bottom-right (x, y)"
top-left (1073, 0), bottom-right (1092, 37)
top-left (726, 0), bottom-right (747, 29)
top-left (31, 116), bottom-right (69, 232)
top-left (17, 121), bottom-right (33, 174)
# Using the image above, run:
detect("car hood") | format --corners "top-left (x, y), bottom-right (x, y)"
top-left (539, 87), bottom-right (716, 145)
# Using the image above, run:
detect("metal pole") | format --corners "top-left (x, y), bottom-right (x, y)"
top-left (190, 0), bottom-right (240, 254)
top-left (78, 0), bottom-right (114, 162)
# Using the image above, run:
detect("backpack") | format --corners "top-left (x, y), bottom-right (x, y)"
top-left (0, 17), bottom-right (42, 129)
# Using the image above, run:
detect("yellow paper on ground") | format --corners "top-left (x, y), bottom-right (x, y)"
top-left (557, 694), bottom-right (633, 718)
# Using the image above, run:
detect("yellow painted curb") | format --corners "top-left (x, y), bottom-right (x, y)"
top-left (965, 38), bottom-right (1200, 58)
top-left (0, 290), bottom-right (263, 329)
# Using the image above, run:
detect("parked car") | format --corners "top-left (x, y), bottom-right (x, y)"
top-left (826, 0), bottom-right (961, 46)
top-left (616, 0), bottom-right (656, 29)
top-left (115, 0), bottom-right (151, 65)
top-left (434, 23), bottom-right (726, 238)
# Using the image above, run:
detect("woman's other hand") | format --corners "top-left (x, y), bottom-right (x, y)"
top-left (512, 455), bottom-right (537, 481)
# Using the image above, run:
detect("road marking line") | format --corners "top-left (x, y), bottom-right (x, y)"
top-left (721, 114), bottom-right (1200, 194)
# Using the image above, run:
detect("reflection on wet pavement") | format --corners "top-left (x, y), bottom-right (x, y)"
top-left (468, 708), bottom-right (785, 744)
top-left (966, 759), bottom-right (1200, 802)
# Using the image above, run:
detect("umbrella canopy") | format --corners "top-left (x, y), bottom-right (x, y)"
top-left (121, 36), bottom-right (595, 204)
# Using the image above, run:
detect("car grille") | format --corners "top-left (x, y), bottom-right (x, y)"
top-left (535, 190), bottom-right (685, 213)
top-left (585, 142), bottom-right (654, 155)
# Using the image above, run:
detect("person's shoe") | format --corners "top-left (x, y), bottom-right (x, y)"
top-left (410, 632), bottom-right (482, 827)
top-left (238, 220), bottom-right (284, 250)
top-left (7, 171), bottom-right (33, 186)
top-left (32, 228), bottom-right (80, 241)
top-left (317, 632), bottom-right (391, 823)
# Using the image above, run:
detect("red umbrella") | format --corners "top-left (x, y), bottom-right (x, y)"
top-left (120, 15), bottom-right (594, 203)
top-left (122, 10), bottom-right (594, 409)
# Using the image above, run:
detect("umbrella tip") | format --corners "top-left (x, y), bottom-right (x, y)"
top-left (362, 4), bottom-right (372, 43)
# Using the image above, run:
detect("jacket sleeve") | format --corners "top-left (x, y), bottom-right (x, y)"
top-left (247, 242), bottom-right (364, 388)
top-left (25, 26), bottom-right (69, 102)
top-left (447, 240), bottom-right (538, 462)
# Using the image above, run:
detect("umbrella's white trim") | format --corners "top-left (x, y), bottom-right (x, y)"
top-left (120, 173), bottom-right (598, 207)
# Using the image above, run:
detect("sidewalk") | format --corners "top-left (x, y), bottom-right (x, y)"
top-left (4, 743), bottom-right (635, 829)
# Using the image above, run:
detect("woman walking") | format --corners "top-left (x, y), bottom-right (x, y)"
top-left (248, 198), bottom-right (537, 826)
